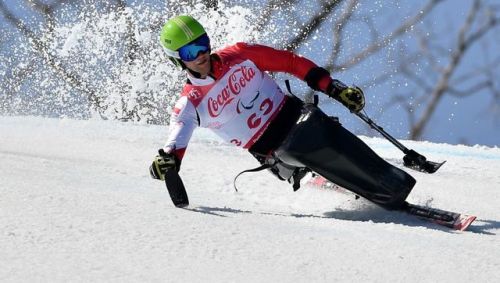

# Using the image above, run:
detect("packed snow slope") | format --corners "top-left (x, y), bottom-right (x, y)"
top-left (1, 116), bottom-right (499, 282)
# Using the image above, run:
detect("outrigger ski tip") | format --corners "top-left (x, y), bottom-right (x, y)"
top-left (354, 111), bottom-right (445, 174)
top-left (403, 149), bottom-right (446, 174)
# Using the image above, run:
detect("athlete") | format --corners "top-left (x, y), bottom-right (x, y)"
top-left (150, 15), bottom-right (416, 209)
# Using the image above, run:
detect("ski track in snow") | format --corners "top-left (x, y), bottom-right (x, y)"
top-left (1, 116), bottom-right (499, 282)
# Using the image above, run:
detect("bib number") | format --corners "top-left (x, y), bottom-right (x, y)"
top-left (247, 98), bottom-right (273, 129)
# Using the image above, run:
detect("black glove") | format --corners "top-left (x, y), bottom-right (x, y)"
top-left (149, 149), bottom-right (177, 181)
top-left (327, 79), bottom-right (365, 113)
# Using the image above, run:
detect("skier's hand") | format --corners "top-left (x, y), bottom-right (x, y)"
top-left (328, 79), bottom-right (365, 113)
top-left (149, 149), bottom-right (177, 181)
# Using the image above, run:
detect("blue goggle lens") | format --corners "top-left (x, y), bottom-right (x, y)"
top-left (178, 34), bottom-right (211, 62)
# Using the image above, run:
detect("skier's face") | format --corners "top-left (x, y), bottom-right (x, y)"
top-left (183, 51), bottom-right (211, 78)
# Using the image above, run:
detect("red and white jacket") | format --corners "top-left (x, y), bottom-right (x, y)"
top-left (164, 43), bottom-right (332, 161)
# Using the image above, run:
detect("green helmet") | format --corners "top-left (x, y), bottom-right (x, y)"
top-left (160, 15), bottom-right (207, 67)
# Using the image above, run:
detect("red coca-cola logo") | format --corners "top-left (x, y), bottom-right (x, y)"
top-left (208, 66), bottom-right (256, 117)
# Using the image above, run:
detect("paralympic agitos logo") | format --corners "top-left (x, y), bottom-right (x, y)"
top-left (208, 66), bottom-right (256, 117)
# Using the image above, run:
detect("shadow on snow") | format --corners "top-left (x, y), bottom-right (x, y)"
top-left (183, 205), bottom-right (499, 235)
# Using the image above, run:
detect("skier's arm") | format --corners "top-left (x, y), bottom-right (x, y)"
top-left (163, 95), bottom-right (198, 163)
top-left (150, 95), bottom-right (197, 180)
top-left (233, 43), bottom-right (365, 112)
top-left (232, 42), bottom-right (332, 93)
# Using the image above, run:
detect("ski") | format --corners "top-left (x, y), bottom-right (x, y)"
top-left (307, 175), bottom-right (476, 231)
top-left (305, 175), bottom-right (359, 198)
top-left (402, 202), bottom-right (476, 231)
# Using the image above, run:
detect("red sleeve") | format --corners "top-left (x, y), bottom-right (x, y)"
top-left (229, 42), bottom-right (332, 93)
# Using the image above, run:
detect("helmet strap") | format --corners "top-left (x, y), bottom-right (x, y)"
top-left (168, 57), bottom-right (187, 70)
top-left (179, 60), bottom-right (187, 70)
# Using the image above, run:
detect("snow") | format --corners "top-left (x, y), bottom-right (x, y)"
top-left (1, 116), bottom-right (499, 282)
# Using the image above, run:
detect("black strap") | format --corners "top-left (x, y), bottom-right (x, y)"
top-left (233, 159), bottom-right (310, 192)
top-left (233, 163), bottom-right (272, 192)
top-left (285, 79), bottom-right (318, 106)
top-left (285, 79), bottom-right (294, 95)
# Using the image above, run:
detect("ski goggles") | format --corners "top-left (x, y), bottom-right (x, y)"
top-left (163, 33), bottom-right (211, 62)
